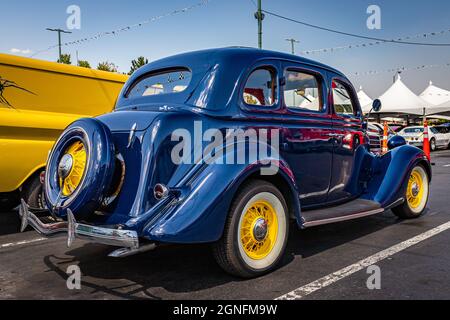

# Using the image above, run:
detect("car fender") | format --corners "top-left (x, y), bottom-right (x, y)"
top-left (363, 145), bottom-right (431, 207)
top-left (141, 144), bottom-right (301, 244)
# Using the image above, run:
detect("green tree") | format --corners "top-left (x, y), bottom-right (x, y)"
top-left (57, 54), bottom-right (72, 65)
top-left (129, 56), bottom-right (149, 75)
top-left (78, 60), bottom-right (91, 68)
top-left (97, 61), bottom-right (118, 73)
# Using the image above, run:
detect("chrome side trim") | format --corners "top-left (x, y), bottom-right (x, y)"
top-left (303, 207), bottom-right (385, 228)
top-left (19, 199), bottom-right (139, 249)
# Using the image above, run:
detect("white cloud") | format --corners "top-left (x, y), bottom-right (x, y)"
top-left (10, 48), bottom-right (33, 55)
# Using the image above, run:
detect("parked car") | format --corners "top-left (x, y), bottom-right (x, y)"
top-left (398, 126), bottom-right (450, 151)
top-left (434, 125), bottom-right (450, 144)
top-left (0, 54), bottom-right (128, 212)
top-left (367, 123), bottom-right (382, 154)
top-left (369, 122), bottom-right (397, 138)
top-left (19, 48), bottom-right (431, 278)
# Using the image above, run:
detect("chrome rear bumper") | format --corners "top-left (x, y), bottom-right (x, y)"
top-left (18, 199), bottom-right (139, 250)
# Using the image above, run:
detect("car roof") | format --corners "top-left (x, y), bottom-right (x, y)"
top-left (138, 47), bottom-right (346, 77)
top-left (117, 47), bottom-right (349, 112)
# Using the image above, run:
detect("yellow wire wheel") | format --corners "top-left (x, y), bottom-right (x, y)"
top-left (59, 141), bottom-right (87, 196)
top-left (236, 189), bottom-right (287, 273)
top-left (213, 181), bottom-right (289, 277)
top-left (405, 166), bottom-right (428, 214)
top-left (240, 200), bottom-right (278, 260)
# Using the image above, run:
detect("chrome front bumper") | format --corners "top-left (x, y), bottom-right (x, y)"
top-left (18, 199), bottom-right (139, 251)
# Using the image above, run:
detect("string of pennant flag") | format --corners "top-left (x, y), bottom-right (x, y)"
top-left (30, 0), bottom-right (210, 58)
top-left (301, 28), bottom-right (450, 55)
top-left (352, 62), bottom-right (450, 77)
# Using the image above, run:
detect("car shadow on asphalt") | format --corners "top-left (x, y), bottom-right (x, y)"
top-left (40, 211), bottom-right (405, 300)
top-left (0, 210), bottom-right (21, 236)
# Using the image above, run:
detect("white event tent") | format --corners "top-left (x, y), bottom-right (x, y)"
top-left (369, 75), bottom-right (429, 115)
top-left (420, 81), bottom-right (450, 106)
top-left (357, 86), bottom-right (373, 113)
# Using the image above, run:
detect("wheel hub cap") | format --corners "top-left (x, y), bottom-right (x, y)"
top-left (411, 182), bottom-right (420, 197)
top-left (59, 141), bottom-right (87, 196)
top-left (58, 154), bottom-right (73, 180)
top-left (253, 218), bottom-right (268, 242)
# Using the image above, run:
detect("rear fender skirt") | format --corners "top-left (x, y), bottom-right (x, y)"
top-left (362, 145), bottom-right (431, 207)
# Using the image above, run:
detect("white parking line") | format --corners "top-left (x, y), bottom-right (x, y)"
top-left (444, 164), bottom-right (450, 167)
top-left (0, 237), bottom-right (47, 249)
top-left (276, 221), bottom-right (450, 300)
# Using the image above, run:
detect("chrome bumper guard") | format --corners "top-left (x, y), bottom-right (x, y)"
top-left (18, 199), bottom-right (139, 251)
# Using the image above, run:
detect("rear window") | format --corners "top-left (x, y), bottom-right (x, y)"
top-left (126, 68), bottom-right (192, 98)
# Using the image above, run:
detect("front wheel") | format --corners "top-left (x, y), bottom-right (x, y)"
top-left (430, 138), bottom-right (436, 152)
top-left (392, 165), bottom-right (429, 219)
top-left (213, 180), bottom-right (289, 278)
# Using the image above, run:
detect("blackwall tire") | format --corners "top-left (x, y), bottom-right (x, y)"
top-left (430, 138), bottom-right (436, 152)
top-left (213, 180), bottom-right (289, 278)
top-left (21, 173), bottom-right (47, 210)
top-left (45, 118), bottom-right (115, 219)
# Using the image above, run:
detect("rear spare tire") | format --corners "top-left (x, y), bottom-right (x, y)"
top-left (45, 118), bottom-right (115, 219)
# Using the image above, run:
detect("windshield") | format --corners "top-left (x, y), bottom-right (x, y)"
top-left (404, 128), bottom-right (424, 134)
top-left (126, 68), bottom-right (192, 98)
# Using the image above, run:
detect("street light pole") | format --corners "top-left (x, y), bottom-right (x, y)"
top-left (46, 28), bottom-right (72, 61)
top-left (254, 0), bottom-right (265, 49)
top-left (285, 38), bottom-right (300, 54)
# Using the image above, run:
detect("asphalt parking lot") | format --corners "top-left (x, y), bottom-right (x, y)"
top-left (1, 150), bottom-right (450, 300)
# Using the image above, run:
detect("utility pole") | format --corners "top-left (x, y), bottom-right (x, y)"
top-left (46, 28), bottom-right (72, 61)
top-left (286, 38), bottom-right (300, 54)
top-left (254, 0), bottom-right (265, 49)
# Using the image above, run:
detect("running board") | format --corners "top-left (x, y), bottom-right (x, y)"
top-left (302, 198), bottom-right (402, 228)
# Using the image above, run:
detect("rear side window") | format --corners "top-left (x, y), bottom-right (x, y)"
top-left (243, 67), bottom-right (278, 107)
top-left (332, 80), bottom-right (356, 115)
top-left (284, 70), bottom-right (322, 112)
top-left (127, 68), bottom-right (192, 98)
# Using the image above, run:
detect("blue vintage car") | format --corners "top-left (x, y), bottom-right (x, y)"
top-left (19, 48), bottom-right (431, 278)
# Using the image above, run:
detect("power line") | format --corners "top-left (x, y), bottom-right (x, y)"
top-left (31, 0), bottom-right (210, 58)
top-left (302, 28), bottom-right (450, 55)
top-left (262, 9), bottom-right (450, 47)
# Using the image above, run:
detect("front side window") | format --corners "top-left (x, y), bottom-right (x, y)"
top-left (284, 70), bottom-right (322, 112)
top-left (243, 67), bottom-right (277, 107)
top-left (332, 81), bottom-right (356, 115)
top-left (127, 68), bottom-right (192, 98)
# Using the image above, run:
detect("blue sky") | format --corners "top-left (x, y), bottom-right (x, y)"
top-left (1, 0), bottom-right (450, 97)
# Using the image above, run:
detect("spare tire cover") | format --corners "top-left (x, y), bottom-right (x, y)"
top-left (45, 118), bottom-right (115, 218)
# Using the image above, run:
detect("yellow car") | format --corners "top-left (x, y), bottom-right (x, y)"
top-left (0, 53), bottom-right (128, 211)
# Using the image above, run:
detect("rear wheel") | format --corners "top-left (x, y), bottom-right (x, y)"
top-left (213, 180), bottom-right (289, 278)
top-left (392, 165), bottom-right (429, 219)
top-left (21, 172), bottom-right (47, 210)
